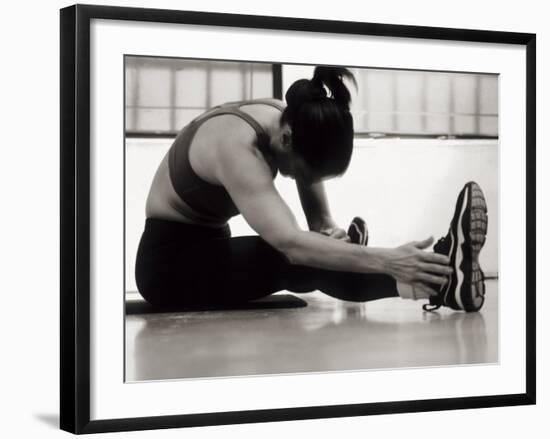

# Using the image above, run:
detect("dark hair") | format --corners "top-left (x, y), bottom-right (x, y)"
top-left (281, 66), bottom-right (357, 179)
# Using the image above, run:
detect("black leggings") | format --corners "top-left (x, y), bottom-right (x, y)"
top-left (135, 218), bottom-right (398, 307)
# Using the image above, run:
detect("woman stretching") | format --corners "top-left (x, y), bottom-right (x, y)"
top-left (135, 66), bottom-right (488, 313)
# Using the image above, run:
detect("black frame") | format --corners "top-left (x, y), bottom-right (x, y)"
top-left (60, 4), bottom-right (536, 434)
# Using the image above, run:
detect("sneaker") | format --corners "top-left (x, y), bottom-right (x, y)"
top-left (423, 182), bottom-right (488, 312)
top-left (348, 216), bottom-right (369, 246)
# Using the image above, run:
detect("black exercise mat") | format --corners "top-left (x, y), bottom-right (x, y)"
top-left (125, 293), bottom-right (308, 315)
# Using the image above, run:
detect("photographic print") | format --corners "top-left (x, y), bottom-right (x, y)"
top-left (124, 56), bottom-right (499, 382)
top-left (60, 4), bottom-right (535, 433)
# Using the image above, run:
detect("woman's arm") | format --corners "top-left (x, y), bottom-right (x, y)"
top-left (296, 179), bottom-right (338, 233)
top-left (214, 134), bottom-right (452, 287)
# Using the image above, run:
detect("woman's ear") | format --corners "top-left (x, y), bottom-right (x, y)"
top-left (281, 125), bottom-right (292, 149)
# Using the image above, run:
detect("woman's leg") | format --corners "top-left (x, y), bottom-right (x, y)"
top-left (283, 259), bottom-right (399, 302)
top-left (172, 234), bottom-right (398, 305)
top-left (135, 219), bottom-right (398, 307)
top-left (136, 223), bottom-right (289, 307)
top-left (236, 236), bottom-right (399, 302)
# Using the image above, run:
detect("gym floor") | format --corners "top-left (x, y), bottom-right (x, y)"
top-left (125, 280), bottom-right (498, 382)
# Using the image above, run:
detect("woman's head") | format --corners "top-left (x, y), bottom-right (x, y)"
top-left (276, 66), bottom-right (356, 182)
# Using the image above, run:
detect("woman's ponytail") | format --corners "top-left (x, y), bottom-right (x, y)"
top-left (311, 66), bottom-right (357, 110)
top-left (281, 65), bottom-right (357, 179)
top-left (284, 66), bottom-right (357, 114)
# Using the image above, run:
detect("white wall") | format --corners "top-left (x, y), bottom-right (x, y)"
top-left (125, 138), bottom-right (498, 292)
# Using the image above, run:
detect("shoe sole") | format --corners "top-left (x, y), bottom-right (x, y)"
top-left (444, 182), bottom-right (488, 312)
top-left (348, 216), bottom-right (368, 246)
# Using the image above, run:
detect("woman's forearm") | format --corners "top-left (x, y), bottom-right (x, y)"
top-left (281, 229), bottom-right (389, 274)
top-left (280, 229), bottom-right (452, 289)
top-left (296, 179), bottom-right (335, 232)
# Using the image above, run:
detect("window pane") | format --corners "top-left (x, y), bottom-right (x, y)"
top-left (479, 115), bottom-right (498, 136)
top-left (125, 108), bottom-right (136, 132)
top-left (175, 66), bottom-right (207, 107)
top-left (480, 76), bottom-right (498, 115)
top-left (365, 70), bottom-right (394, 113)
top-left (395, 72), bottom-right (423, 133)
top-left (426, 114), bottom-right (450, 134)
top-left (454, 115), bottom-right (477, 135)
top-left (425, 73), bottom-right (451, 114)
top-left (396, 71), bottom-right (423, 112)
top-left (367, 112), bottom-right (393, 133)
top-left (453, 74), bottom-right (477, 114)
top-left (137, 67), bottom-right (171, 107)
top-left (397, 113), bottom-right (423, 134)
top-left (251, 65), bottom-right (273, 98)
top-left (211, 64), bottom-right (245, 105)
top-left (125, 66), bottom-right (137, 107)
top-left (135, 109), bottom-right (172, 133)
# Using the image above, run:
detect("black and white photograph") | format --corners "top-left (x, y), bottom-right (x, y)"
top-left (124, 57), bottom-right (499, 382)
top-left (53, 2), bottom-right (537, 435)
top-left (2, 0), bottom-right (546, 435)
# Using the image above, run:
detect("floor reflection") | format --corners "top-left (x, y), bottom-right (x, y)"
top-left (125, 280), bottom-right (497, 382)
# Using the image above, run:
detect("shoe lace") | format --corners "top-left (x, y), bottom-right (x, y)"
top-left (425, 234), bottom-right (450, 312)
top-left (422, 303), bottom-right (442, 312)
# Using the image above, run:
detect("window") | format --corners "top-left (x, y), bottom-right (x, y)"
top-left (125, 59), bottom-right (498, 139)
top-left (125, 56), bottom-right (276, 136)
top-left (349, 68), bottom-right (498, 138)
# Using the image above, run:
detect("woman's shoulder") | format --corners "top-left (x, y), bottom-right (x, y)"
top-left (259, 97), bottom-right (286, 109)
top-left (235, 97), bottom-right (286, 110)
top-left (257, 97), bottom-right (285, 106)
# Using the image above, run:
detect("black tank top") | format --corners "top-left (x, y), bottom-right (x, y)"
top-left (168, 99), bottom-right (285, 224)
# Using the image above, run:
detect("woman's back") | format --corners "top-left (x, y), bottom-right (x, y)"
top-left (145, 98), bottom-right (285, 226)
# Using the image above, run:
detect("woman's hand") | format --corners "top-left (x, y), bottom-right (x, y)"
top-left (319, 225), bottom-right (351, 242)
top-left (383, 236), bottom-right (453, 295)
